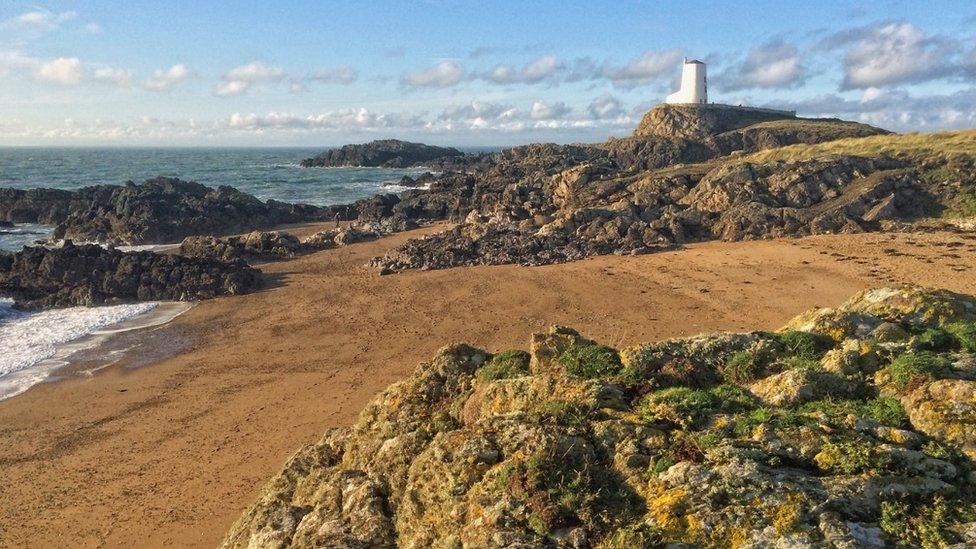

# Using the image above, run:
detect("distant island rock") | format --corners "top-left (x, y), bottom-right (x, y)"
top-left (299, 139), bottom-right (465, 168)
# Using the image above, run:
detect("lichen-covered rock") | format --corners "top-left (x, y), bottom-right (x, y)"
top-left (902, 379), bottom-right (976, 460)
top-left (224, 286), bottom-right (976, 548)
top-left (748, 368), bottom-right (853, 407)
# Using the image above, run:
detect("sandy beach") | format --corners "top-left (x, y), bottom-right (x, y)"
top-left (1, 224), bottom-right (975, 548)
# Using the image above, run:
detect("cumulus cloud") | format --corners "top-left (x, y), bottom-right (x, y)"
top-left (821, 22), bottom-right (959, 89)
top-left (599, 49), bottom-right (684, 87)
top-left (227, 109), bottom-right (426, 131)
top-left (486, 53), bottom-right (562, 84)
top-left (438, 100), bottom-right (515, 122)
top-left (770, 87), bottom-right (976, 131)
top-left (143, 64), bottom-right (193, 91)
top-left (529, 100), bottom-right (572, 120)
top-left (719, 40), bottom-right (806, 91)
top-left (216, 61), bottom-right (285, 96)
top-left (587, 94), bottom-right (625, 119)
top-left (401, 60), bottom-right (465, 88)
top-left (35, 57), bottom-right (84, 84)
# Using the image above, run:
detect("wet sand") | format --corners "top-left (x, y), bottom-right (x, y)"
top-left (0, 225), bottom-right (974, 548)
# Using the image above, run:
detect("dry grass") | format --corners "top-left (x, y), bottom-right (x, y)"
top-left (740, 130), bottom-right (976, 165)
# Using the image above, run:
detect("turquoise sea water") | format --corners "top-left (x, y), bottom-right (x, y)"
top-left (0, 147), bottom-right (443, 251)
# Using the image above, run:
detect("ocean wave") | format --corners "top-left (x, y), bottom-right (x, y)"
top-left (0, 299), bottom-right (157, 399)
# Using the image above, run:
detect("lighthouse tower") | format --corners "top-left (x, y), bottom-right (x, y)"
top-left (665, 59), bottom-right (707, 105)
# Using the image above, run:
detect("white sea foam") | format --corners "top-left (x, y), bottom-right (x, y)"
top-left (0, 299), bottom-right (158, 399)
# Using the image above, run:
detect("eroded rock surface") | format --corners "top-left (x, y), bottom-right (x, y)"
top-left (224, 286), bottom-right (976, 548)
top-left (0, 241), bottom-right (261, 309)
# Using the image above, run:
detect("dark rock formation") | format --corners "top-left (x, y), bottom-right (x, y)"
top-left (387, 172), bottom-right (438, 188)
top-left (0, 220), bottom-right (13, 229)
top-left (300, 139), bottom-right (464, 168)
top-left (179, 231), bottom-right (304, 262)
top-left (0, 177), bottom-right (331, 245)
top-left (0, 242), bottom-right (262, 310)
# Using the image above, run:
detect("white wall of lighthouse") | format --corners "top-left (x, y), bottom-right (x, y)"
top-left (665, 59), bottom-right (707, 105)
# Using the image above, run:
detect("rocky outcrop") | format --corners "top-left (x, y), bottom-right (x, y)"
top-left (300, 139), bottom-right (464, 168)
top-left (179, 231), bottom-right (305, 262)
top-left (372, 154), bottom-right (938, 273)
top-left (0, 177), bottom-right (332, 246)
top-left (0, 241), bottom-right (261, 309)
top-left (224, 286), bottom-right (976, 548)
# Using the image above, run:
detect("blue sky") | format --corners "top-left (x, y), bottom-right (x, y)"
top-left (1, 0), bottom-right (975, 146)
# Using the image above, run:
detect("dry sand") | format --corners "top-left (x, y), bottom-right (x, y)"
top-left (1, 225), bottom-right (975, 548)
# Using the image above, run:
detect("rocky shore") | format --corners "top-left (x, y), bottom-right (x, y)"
top-left (0, 241), bottom-right (261, 309)
top-left (224, 285), bottom-right (976, 548)
top-left (0, 177), bottom-right (333, 246)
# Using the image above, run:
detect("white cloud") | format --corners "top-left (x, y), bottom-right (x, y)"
top-left (401, 60), bottom-right (464, 88)
top-left (719, 41), bottom-right (806, 91)
top-left (227, 109), bottom-right (426, 131)
top-left (486, 53), bottom-right (562, 84)
top-left (823, 22), bottom-right (958, 89)
top-left (35, 57), bottom-right (84, 84)
top-left (587, 94), bottom-right (624, 119)
top-left (530, 100), bottom-right (571, 120)
top-left (143, 64), bottom-right (193, 91)
top-left (2, 10), bottom-right (77, 31)
top-left (92, 66), bottom-right (134, 87)
top-left (216, 61), bottom-right (285, 96)
top-left (599, 49), bottom-right (684, 87)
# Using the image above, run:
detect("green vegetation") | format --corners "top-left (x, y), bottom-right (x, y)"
top-left (883, 352), bottom-right (950, 391)
top-left (478, 349), bottom-right (531, 381)
top-left (913, 327), bottom-right (956, 352)
top-left (776, 330), bottom-right (830, 360)
top-left (732, 406), bottom-right (803, 437)
top-left (638, 385), bottom-right (756, 429)
top-left (880, 496), bottom-right (976, 549)
top-left (721, 350), bottom-right (765, 384)
top-left (502, 447), bottom-right (643, 537)
top-left (798, 397), bottom-right (908, 428)
top-left (559, 343), bottom-right (623, 379)
top-left (778, 356), bottom-right (821, 372)
top-left (945, 322), bottom-right (976, 352)
top-left (530, 400), bottom-right (593, 428)
top-left (742, 129), bottom-right (976, 165)
top-left (814, 438), bottom-right (892, 475)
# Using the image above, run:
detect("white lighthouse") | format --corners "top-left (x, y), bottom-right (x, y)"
top-left (665, 58), bottom-right (707, 105)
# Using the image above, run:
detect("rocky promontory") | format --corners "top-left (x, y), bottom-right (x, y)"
top-left (300, 139), bottom-right (465, 168)
top-left (0, 242), bottom-right (261, 309)
top-left (224, 285), bottom-right (976, 548)
top-left (0, 177), bottom-right (333, 246)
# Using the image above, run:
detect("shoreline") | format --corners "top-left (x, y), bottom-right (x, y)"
top-left (0, 302), bottom-right (192, 401)
top-left (0, 226), bottom-right (974, 547)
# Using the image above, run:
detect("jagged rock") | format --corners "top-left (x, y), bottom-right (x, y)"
top-left (179, 231), bottom-right (304, 262)
top-left (223, 286), bottom-right (976, 548)
top-left (300, 140), bottom-right (464, 168)
top-left (0, 241), bottom-right (261, 309)
top-left (0, 177), bottom-right (331, 245)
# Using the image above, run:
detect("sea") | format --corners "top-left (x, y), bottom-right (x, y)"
top-left (0, 146), bottom-right (490, 399)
